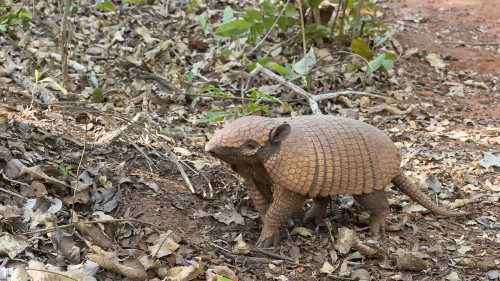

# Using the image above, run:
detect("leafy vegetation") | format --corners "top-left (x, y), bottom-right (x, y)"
top-left (198, 86), bottom-right (290, 123)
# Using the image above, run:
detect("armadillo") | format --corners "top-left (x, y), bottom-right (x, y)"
top-left (205, 115), bottom-right (470, 247)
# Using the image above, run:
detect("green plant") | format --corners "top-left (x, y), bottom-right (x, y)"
top-left (351, 35), bottom-right (396, 75)
top-left (60, 165), bottom-right (72, 176)
top-left (215, 1), bottom-right (298, 45)
top-left (0, 7), bottom-right (32, 31)
top-left (198, 86), bottom-right (289, 123)
top-left (96, 0), bottom-right (145, 13)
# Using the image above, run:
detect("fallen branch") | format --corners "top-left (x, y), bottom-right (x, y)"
top-left (250, 64), bottom-right (392, 115)
top-left (24, 218), bottom-right (167, 235)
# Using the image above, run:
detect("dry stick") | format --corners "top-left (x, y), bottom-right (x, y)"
top-left (148, 132), bottom-right (196, 194)
top-left (250, 64), bottom-right (392, 115)
top-left (0, 186), bottom-right (25, 199)
top-left (250, 63), bottom-right (322, 114)
top-left (246, 0), bottom-right (291, 56)
top-left (72, 118), bottom-right (88, 210)
top-left (264, 34), bottom-right (298, 57)
top-left (60, 0), bottom-right (71, 87)
top-left (312, 5), bottom-right (324, 48)
top-left (251, 247), bottom-right (295, 262)
top-left (441, 42), bottom-right (500, 45)
top-left (297, 0), bottom-right (307, 77)
top-left (24, 218), bottom-right (164, 235)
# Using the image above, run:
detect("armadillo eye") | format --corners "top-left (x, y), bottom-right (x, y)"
top-left (245, 141), bottom-right (258, 149)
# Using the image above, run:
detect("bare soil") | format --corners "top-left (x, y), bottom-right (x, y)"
top-left (1, 0), bottom-right (499, 280)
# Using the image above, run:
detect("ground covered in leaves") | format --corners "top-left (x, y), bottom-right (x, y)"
top-left (0, 0), bottom-right (499, 280)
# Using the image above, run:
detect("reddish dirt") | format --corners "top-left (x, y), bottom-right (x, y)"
top-left (383, 0), bottom-right (500, 75)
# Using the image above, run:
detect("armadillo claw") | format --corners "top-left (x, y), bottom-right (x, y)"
top-left (256, 232), bottom-right (281, 248)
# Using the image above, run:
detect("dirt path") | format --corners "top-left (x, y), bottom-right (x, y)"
top-left (383, 0), bottom-right (500, 75)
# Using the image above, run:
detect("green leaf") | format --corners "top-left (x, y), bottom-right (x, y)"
top-left (245, 9), bottom-right (262, 22)
top-left (254, 22), bottom-right (264, 35)
top-left (40, 77), bottom-right (67, 94)
top-left (185, 71), bottom-right (194, 82)
top-left (307, 0), bottom-right (322, 9)
top-left (222, 6), bottom-right (233, 24)
top-left (199, 110), bottom-right (231, 123)
top-left (247, 57), bottom-right (273, 72)
top-left (276, 16), bottom-right (287, 31)
top-left (351, 37), bottom-right (373, 60)
top-left (375, 28), bottom-right (396, 47)
top-left (217, 277), bottom-right (232, 281)
top-left (97, 2), bottom-right (117, 13)
top-left (198, 14), bottom-right (207, 36)
top-left (92, 88), bottom-right (104, 103)
top-left (263, 16), bottom-right (275, 32)
top-left (285, 63), bottom-right (293, 78)
top-left (187, 0), bottom-right (199, 13)
top-left (215, 20), bottom-right (254, 37)
top-left (295, 48), bottom-right (316, 75)
top-left (381, 59), bottom-right (394, 70)
top-left (222, 50), bottom-right (232, 57)
top-left (89, 71), bottom-right (98, 87)
top-left (271, 63), bottom-right (289, 76)
top-left (384, 52), bottom-right (397, 60)
top-left (367, 53), bottom-right (385, 75)
top-left (284, 3), bottom-right (296, 17)
top-left (263, 1), bottom-right (275, 16)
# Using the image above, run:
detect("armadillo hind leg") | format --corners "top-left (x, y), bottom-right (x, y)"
top-left (303, 196), bottom-right (330, 223)
top-left (257, 186), bottom-right (307, 248)
top-left (354, 190), bottom-right (390, 237)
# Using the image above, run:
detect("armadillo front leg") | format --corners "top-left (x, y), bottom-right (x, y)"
top-left (246, 179), bottom-right (272, 216)
top-left (353, 190), bottom-right (390, 237)
top-left (257, 186), bottom-right (307, 248)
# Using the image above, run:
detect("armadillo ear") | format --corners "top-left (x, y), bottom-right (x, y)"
top-left (269, 123), bottom-right (291, 143)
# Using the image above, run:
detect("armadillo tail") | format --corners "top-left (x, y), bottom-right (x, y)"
top-left (391, 170), bottom-right (471, 217)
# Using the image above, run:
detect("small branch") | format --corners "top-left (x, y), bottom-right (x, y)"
top-left (251, 247), bottom-right (295, 262)
top-left (250, 64), bottom-right (322, 115)
top-left (249, 64), bottom-right (393, 114)
top-left (441, 41), bottom-right (500, 45)
top-left (24, 218), bottom-right (165, 235)
top-left (264, 34), bottom-right (298, 57)
top-left (298, 0), bottom-right (308, 76)
top-left (0, 186), bottom-right (26, 199)
top-left (314, 91), bottom-right (393, 102)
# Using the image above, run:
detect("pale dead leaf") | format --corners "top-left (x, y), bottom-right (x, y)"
top-left (149, 230), bottom-right (181, 258)
top-left (213, 208), bottom-right (244, 225)
top-left (229, 234), bottom-right (250, 255)
top-left (87, 254), bottom-right (146, 280)
top-left (0, 234), bottom-right (29, 259)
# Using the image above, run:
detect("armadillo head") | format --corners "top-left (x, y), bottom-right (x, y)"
top-left (205, 116), bottom-right (291, 165)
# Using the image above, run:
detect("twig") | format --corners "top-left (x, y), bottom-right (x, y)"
top-left (0, 186), bottom-right (25, 199)
top-left (60, 0), bottom-right (71, 87)
top-left (314, 91), bottom-right (393, 102)
top-left (24, 218), bottom-right (165, 235)
top-left (441, 41), bottom-right (500, 45)
top-left (251, 247), bottom-right (295, 262)
top-left (246, 0), bottom-right (290, 56)
top-left (264, 34), bottom-right (298, 57)
top-left (250, 64), bottom-right (393, 114)
top-left (250, 63), bottom-right (321, 114)
top-left (298, 0), bottom-right (307, 75)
